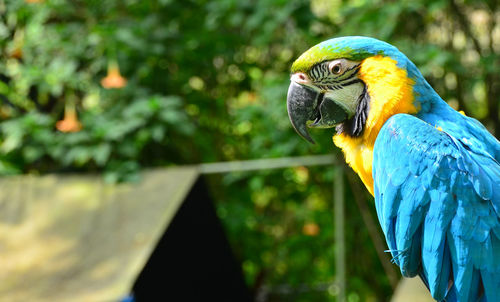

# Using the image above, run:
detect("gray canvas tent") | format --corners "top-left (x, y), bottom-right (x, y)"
top-left (0, 167), bottom-right (251, 302)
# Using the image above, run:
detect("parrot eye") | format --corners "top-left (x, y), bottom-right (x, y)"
top-left (329, 61), bottom-right (343, 75)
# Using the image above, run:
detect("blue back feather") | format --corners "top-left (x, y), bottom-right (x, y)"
top-left (373, 114), bottom-right (500, 302)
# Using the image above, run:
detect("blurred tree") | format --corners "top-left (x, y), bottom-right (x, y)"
top-left (0, 0), bottom-right (498, 301)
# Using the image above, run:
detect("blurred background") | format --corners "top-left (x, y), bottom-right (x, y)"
top-left (0, 0), bottom-right (499, 301)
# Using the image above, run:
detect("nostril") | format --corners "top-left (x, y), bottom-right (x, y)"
top-left (292, 73), bottom-right (309, 84)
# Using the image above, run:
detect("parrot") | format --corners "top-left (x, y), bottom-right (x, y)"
top-left (286, 36), bottom-right (500, 302)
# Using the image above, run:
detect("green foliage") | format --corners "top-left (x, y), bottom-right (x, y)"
top-left (1, 0), bottom-right (498, 300)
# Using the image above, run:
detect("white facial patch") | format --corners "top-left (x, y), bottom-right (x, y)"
top-left (329, 59), bottom-right (360, 73)
top-left (324, 81), bottom-right (364, 118)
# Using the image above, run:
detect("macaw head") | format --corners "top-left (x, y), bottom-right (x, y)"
top-left (287, 36), bottom-right (425, 144)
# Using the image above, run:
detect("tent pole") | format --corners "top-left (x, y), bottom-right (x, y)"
top-left (334, 167), bottom-right (346, 302)
top-left (199, 155), bottom-right (336, 174)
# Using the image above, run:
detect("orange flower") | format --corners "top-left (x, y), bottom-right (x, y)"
top-left (9, 48), bottom-right (22, 59)
top-left (302, 222), bottom-right (320, 236)
top-left (101, 61), bottom-right (127, 89)
top-left (56, 103), bottom-right (82, 133)
top-left (0, 107), bottom-right (10, 119)
top-left (25, 0), bottom-right (44, 3)
top-left (9, 29), bottom-right (24, 59)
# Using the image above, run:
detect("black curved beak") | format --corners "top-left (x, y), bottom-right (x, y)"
top-left (286, 82), bottom-right (318, 144)
top-left (287, 82), bottom-right (348, 144)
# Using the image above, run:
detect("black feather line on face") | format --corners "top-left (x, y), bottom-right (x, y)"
top-left (308, 61), bottom-right (360, 84)
top-left (335, 83), bottom-right (370, 137)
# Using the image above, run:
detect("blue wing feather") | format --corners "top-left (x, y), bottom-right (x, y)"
top-left (373, 114), bottom-right (500, 302)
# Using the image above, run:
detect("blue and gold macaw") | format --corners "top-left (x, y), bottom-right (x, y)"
top-left (286, 36), bottom-right (500, 301)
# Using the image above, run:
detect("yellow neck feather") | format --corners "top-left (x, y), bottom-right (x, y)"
top-left (332, 55), bottom-right (418, 195)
